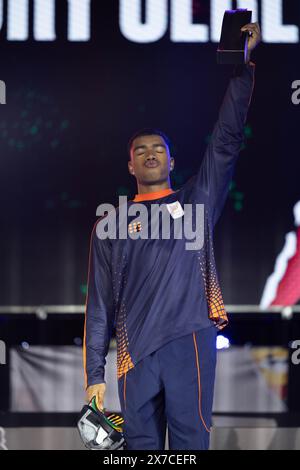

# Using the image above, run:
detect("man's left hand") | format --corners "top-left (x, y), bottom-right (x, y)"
top-left (241, 22), bottom-right (261, 62)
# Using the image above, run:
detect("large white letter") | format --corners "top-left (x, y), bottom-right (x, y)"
top-left (0, 1), bottom-right (3, 32)
top-left (262, 0), bottom-right (298, 43)
top-left (210, 0), bottom-right (231, 43)
top-left (34, 0), bottom-right (55, 41)
top-left (7, 0), bottom-right (29, 40)
top-left (68, 0), bottom-right (91, 41)
top-left (211, 0), bottom-right (258, 43)
top-left (171, 0), bottom-right (208, 42)
top-left (119, 0), bottom-right (167, 43)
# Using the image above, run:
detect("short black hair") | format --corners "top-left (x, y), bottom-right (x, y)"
top-left (127, 128), bottom-right (171, 157)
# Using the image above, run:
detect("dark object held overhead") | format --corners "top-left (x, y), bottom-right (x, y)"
top-left (217, 9), bottom-right (252, 65)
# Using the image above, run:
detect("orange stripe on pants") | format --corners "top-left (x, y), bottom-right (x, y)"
top-left (193, 332), bottom-right (211, 433)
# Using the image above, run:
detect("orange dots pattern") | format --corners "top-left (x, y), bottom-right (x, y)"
top-left (200, 261), bottom-right (228, 330)
top-left (198, 218), bottom-right (228, 331)
top-left (116, 302), bottom-right (135, 379)
top-left (128, 221), bottom-right (142, 234)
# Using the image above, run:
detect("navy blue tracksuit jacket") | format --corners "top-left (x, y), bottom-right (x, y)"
top-left (84, 62), bottom-right (255, 389)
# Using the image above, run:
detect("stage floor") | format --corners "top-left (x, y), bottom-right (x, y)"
top-left (2, 421), bottom-right (300, 450)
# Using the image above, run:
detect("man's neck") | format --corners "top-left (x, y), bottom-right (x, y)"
top-left (136, 182), bottom-right (171, 195)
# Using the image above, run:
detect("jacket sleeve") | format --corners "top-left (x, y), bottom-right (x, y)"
top-left (195, 61), bottom-right (256, 226)
top-left (83, 219), bottom-right (115, 388)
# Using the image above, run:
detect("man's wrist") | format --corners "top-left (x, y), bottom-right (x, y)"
top-left (86, 379), bottom-right (106, 390)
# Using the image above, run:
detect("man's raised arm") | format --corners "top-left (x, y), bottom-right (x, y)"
top-left (196, 22), bottom-right (261, 226)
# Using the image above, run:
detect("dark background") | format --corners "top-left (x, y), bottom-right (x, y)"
top-left (1, 0), bottom-right (300, 306)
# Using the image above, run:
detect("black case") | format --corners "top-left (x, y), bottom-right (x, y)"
top-left (217, 9), bottom-right (252, 64)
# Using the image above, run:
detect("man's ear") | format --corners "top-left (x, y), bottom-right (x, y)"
top-left (128, 159), bottom-right (135, 176)
top-left (170, 157), bottom-right (175, 171)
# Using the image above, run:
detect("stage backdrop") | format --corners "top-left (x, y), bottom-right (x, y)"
top-left (0, 0), bottom-right (300, 306)
top-left (10, 344), bottom-right (288, 413)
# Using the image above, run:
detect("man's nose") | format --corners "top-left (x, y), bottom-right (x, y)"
top-left (146, 151), bottom-right (156, 160)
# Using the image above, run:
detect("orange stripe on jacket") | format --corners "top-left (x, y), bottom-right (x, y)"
top-left (83, 220), bottom-right (100, 390)
top-left (123, 371), bottom-right (127, 410)
top-left (133, 188), bottom-right (174, 202)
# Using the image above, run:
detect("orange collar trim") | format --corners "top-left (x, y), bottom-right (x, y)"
top-left (133, 188), bottom-right (175, 202)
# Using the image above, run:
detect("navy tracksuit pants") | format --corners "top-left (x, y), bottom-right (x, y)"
top-left (117, 325), bottom-right (217, 450)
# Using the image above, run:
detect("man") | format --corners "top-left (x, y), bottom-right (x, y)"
top-left (84, 22), bottom-right (261, 450)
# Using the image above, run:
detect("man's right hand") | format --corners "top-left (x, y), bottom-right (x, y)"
top-left (86, 383), bottom-right (106, 411)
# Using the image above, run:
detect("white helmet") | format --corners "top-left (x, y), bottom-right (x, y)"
top-left (77, 397), bottom-right (125, 450)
